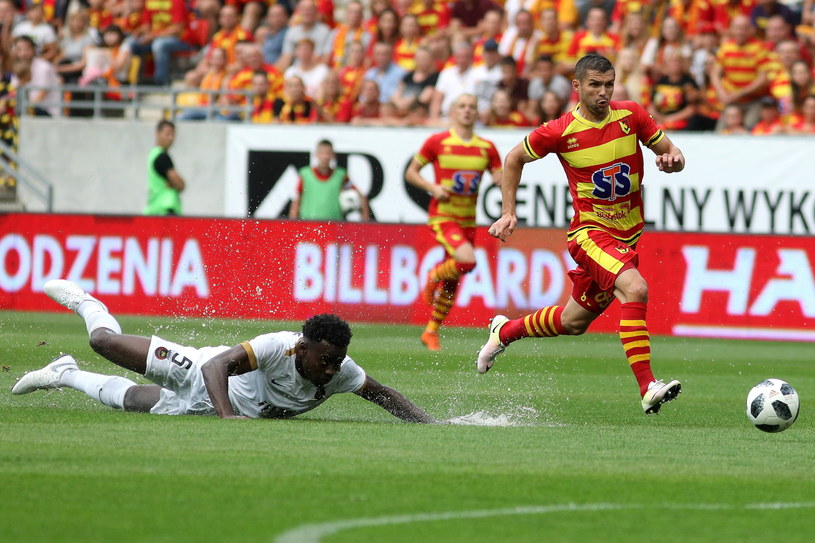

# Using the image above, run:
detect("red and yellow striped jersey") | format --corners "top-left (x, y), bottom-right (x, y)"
top-left (715, 38), bottom-right (771, 98)
top-left (394, 38), bottom-right (419, 71)
top-left (210, 27), bottom-right (253, 66)
top-left (523, 101), bottom-right (663, 244)
top-left (566, 30), bottom-right (621, 63)
top-left (415, 129), bottom-right (502, 226)
top-left (535, 30), bottom-right (573, 63)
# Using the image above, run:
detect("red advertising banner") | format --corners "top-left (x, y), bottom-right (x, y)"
top-left (1, 214), bottom-right (813, 341)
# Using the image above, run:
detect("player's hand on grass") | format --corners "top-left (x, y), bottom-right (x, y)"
top-left (489, 214), bottom-right (517, 242)
top-left (222, 415), bottom-right (250, 420)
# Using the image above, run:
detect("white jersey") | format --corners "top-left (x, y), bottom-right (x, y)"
top-left (229, 331), bottom-right (366, 418)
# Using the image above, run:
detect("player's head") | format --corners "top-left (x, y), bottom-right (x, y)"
top-left (573, 53), bottom-right (615, 119)
top-left (156, 120), bottom-right (175, 149)
top-left (297, 314), bottom-right (352, 386)
top-left (314, 139), bottom-right (334, 167)
top-left (450, 93), bottom-right (478, 129)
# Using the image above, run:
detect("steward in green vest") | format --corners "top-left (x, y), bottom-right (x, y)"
top-left (144, 120), bottom-right (185, 216)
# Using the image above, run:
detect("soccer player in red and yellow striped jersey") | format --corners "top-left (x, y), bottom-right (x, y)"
top-left (478, 53), bottom-right (685, 415)
top-left (406, 94), bottom-right (503, 351)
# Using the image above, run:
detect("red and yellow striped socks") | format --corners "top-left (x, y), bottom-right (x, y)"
top-left (499, 306), bottom-right (565, 345)
top-left (620, 302), bottom-right (655, 396)
top-left (429, 258), bottom-right (475, 282)
top-left (426, 280), bottom-right (458, 332)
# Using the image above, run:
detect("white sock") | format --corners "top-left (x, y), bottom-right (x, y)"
top-left (77, 300), bottom-right (122, 335)
top-left (59, 369), bottom-right (136, 409)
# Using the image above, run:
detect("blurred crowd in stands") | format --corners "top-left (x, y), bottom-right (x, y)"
top-left (2, 0), bottom-right (815, 134)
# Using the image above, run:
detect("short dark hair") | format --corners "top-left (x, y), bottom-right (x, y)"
top-left (499, 55), bottom-right (517, 68)
top-left (302, 314), bottom-right (352, 348)
top-left (316, 139), bottom-right (333, 148)
top-left (574, 53), bottom-right (614, 82)
top-left (156, 119), bottom-right (175, 132)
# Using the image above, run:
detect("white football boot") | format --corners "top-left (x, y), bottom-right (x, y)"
top-left (641, 379), bottom-right (682, 414)
top-left (12, 354), bottom-right (79, 395)
top-left (476, 315), bottom-right (509, 374)
top-left (43, 279), bottom-right (107, 313)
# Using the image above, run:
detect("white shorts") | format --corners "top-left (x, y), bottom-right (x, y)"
top-left (145, 335), bottom-right (228, 416)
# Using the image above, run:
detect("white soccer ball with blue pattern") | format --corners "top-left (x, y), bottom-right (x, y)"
top-left (746, 379), bottom-right (799, 433)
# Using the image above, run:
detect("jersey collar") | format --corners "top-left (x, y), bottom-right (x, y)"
top-left (573, 104), bottom-right (613, 129)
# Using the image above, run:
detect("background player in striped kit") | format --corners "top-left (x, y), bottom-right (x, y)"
top-left (478, 53), bottom-right (685, 415)
top-left (406, 93), bottom-right (503, 351)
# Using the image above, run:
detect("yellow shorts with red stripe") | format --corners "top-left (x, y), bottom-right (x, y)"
top-left (566, 228), bottom-right (639, 314)
top-left (429, 222), bottom-right (476, 256)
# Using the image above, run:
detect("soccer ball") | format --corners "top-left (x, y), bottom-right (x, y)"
top-left (746, 379), bottom-right (800, 433)
top-left (339, 189), bottom-right (362, 221)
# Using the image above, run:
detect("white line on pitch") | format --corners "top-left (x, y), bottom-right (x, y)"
top-left (673, 325), bottom-right (815, 342)
top-left (274, 502), bottom-right (815, 543)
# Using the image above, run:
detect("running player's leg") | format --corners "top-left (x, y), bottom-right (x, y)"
top-left (421, 224), bottom-right (476, 350)
top-left (476, 266), bottom-right (604, 373)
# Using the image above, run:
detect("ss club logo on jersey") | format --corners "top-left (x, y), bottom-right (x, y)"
top-left (591, 162), bottom-right (632, 201)
top-left (451, 171), bottom-right (481, 195)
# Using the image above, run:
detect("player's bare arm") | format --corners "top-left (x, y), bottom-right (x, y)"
top-left (650, 135), bottom-right (685, 174)
top-left (166, 169), bottom-right (186, 192)
top-left (354, 376), bottom-right (437, 423)
top-left (488, 143), bottom-right (537, 242)
top-left (405, 157), bottom-right (451, 201)
top-left (201, 344), bottom-right (254, 419)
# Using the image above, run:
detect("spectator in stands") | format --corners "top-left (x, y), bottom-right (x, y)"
top-left (532, 89), bottom-right (565, 124)
top-left (393, 13), bottom-right (420, 71)
top-left (0, 0), bottom-right (19, 53)
top-left (278, 0), bottom-right (331, 70)
top-left (497, 55), bottom-right (529, 112)
top-left (775, 40), bottom-right (802, 72)
top-left (144, 120), bottom-right (185, 215)
top-left (11, 35), bottom-right (58, 116)
top-left (472, 9), bottom-right (503, 66)
top-left (227, 43), bottom-right (284, 106)
top-left (404, 99), bottom-right (430, 125)
top-left (535, 8), bottom-right (573, 65)
top-left (787, 94), bottom-right (815, 133)
top-left (284, 38), bottom-right (329, 97)
top-left (484, 87), bottom-right (532, 126)
top-left (615, 46), bottom-right (649, 103)
top-left (751, 95), bottom-right (784, 134)
top-left (364, 41), bottom-right (406, 103)
top-left (260, 4), bottom-right (289, 66)
top-left (641, 17), bottom-right (692, 81)
top-left (527, 54), bottom-right (572, 107)
top-left (205, 5), bottom-right (252, 70)
top-left (392, 45), bottom-right (438, 114)
top-left (711, 15), bottom-right (772, 129)
top-left (619, 10), bottom-right (649, 54)
top-left (87, 0), bottom-right (114, 33)
top-left (233, 0), bottom-right (267, 34)
top-left (790, 59), bottom-right (815, 113)
top-left (316, 69), bottom-right (344, 122)
top-left (471, 37), bottom-right (502, 111)
top-left (803, 0), bottom-right (815, 26)
top-left (273, 75), bottom-right (318, 123)
top-left (289, 139), bottom-right (370, 221)
top-left (249, 70), bottom-right (276, 122)
top-left (689, 23), bottom-right (720, 88)
top-left (499, 10), bottom-right (540, 76)
top-left (12, 3), bottom-right (57, 61)
top-left (431, 40), bottom-right (476, 119)
top-left (564, 6), bottom-right (620, 73)
top-left (340, 78), bottom-right (381, 122)
top-left (648, 50), bottom-right (699, 131)
top-left (751, 0), bottom-right (798, 38)
top-left (369, 7), bottom-right (399, 52)
top-left (80, 25), bottom-right (130, 88)
top-left (718, 103), bottom-right (749, 134)
top-left (178, 46), bottom-right (228, 120)
top-left (116, 0), bottom-right (146, 38)
top-left (450, 0), bottom-right (501, 40)
top-left (55, 9), bottom-right (97, 84)
top-left (338, 39), bottom-right (366, 102)
top-left (413, 0), bottom-right (450, 38)
top-left (129, 0), bottom-right (192, 85)
top-left (327, 0), bottom-right (370, 68)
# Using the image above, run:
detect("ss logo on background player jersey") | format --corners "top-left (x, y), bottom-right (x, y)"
top-left (591, 162), bottom-right (632, 201)
top-left (451, 171), bottom-right (481, 195)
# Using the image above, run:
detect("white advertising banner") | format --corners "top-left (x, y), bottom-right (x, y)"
top-left (225, 125), bottom-right (813, 235)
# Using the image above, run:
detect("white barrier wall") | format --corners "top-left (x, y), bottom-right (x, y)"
top-left (19, 119), bottom-right (814, 235)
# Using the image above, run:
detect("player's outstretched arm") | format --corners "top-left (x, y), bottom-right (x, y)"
top-left (354, 376), bottom-right (437, 423)
top-left (651, 134), bottom-right (685, 173)
top-left (489, 143), bottom-right (536, 242)
top-left (201, 345), bottom-right (254, 419)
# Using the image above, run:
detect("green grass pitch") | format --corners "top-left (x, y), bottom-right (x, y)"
top-left (1, 310), bottom-right (813, 543)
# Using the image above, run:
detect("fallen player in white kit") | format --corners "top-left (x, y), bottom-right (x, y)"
top-left (13, 280), bottom-right (436, 423)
